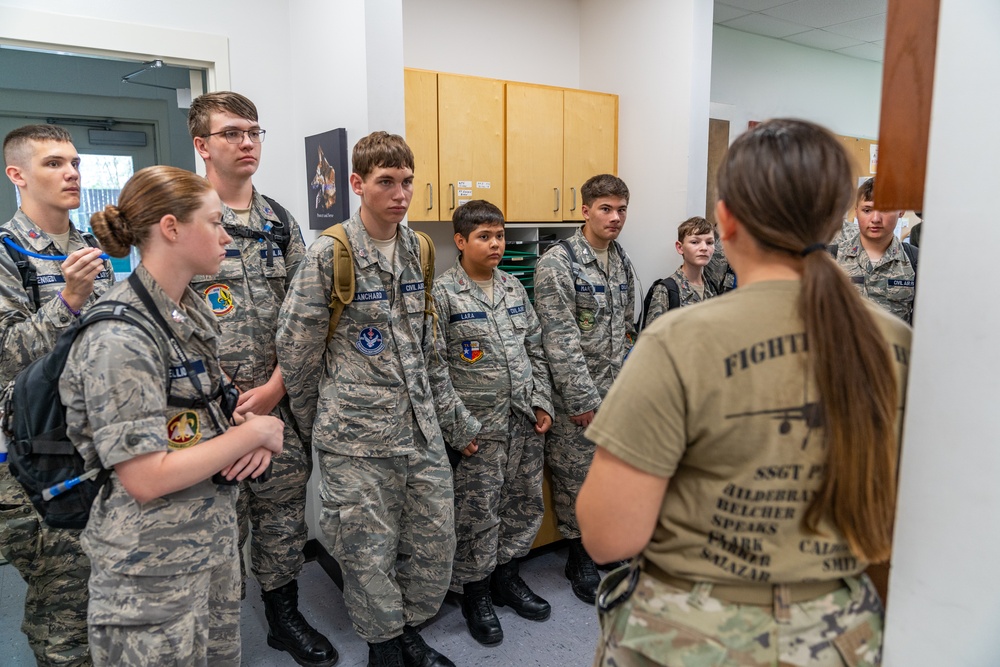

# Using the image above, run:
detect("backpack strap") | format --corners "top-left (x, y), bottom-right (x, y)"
top-left (223, 195), bottom-right (292, 268)
top-left (260, 195), bottom-right (292, 257)
top-left (413, 230), bottom-right (437, 342)
top-left (665, 278), bottom-right (680, 310)
top-left (901, 242), bottom-right (918, 272)
top-left (1, 231), bottom-right (40, 311)
top-left (639, 278), bottom-right (679, 330)
top-left (320, 224), bottom-right (355, 341)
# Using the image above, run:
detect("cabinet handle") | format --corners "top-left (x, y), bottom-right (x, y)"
top-left (553, 187), bottom-right (560, 213)
top-left (450, 183), bottom-right (456, 210)
top-left (427, 183), bottom-right (433, 211)
top-left (571, 187), bottom-right (577, 212)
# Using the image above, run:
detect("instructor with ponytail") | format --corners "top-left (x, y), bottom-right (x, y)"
top-left (577, 118), bottom-right (910, 667)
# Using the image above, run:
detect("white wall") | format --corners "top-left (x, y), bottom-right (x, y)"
top-left (882, 1), bottom-right (1000, 664)
top-left (402, 0), bottom-right (581, 88)
top-left (711, 25), bottom-right (882, 142)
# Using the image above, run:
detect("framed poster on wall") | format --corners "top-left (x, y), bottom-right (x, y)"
top-left (304, 128), bottom-right (349, 230)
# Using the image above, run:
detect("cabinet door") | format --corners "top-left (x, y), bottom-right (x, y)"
top-left (404, 69), bottom-right (440, 221)
top-left (438, 74), bottom-right (505, 218)
top-left (563, 90), bottom-right (618, 221)
top-left (506, 84), bottom-right (564, 222)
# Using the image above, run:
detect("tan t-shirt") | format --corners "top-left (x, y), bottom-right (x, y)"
top-left (586, 280), bottom-right (911, 585)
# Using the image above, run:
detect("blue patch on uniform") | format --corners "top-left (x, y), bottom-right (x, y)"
top-left (450, 311), bottom-right (487, 323)
top-left (36, 274), bottom-right (66, 285)
top-left (889, 279), bottom-right (915, 288)
top-left (259, 247), bottom-right (284, 260)
top-left (507, 305), bottom-right (525, 316)
top-left (575, 284), bottom-right (606, 294)
top-left (356, 326), bottom-right (386, 356)
top-left (225, 248), bottom-right (241, 257)
top-left (169, 359), bottom-right (207, 379)
top-left (851, 276), bottom-right (865, 284)
top-left (402, 281), bottom-right (425, 293)
top-left (354, 290), bottom-right (388, 302)
top-left (620, 283), bottom-right (629, 292)
top-left (95, 270), bottom-right (111, 282)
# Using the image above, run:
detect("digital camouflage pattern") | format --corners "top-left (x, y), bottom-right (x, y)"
top-left (533, 228), bottom-right (635, 538)
top-left (703, 235), bottom-right (736, 296)
top-left (835, 231), bottom-right (916, 324)
top-left (0, 209), bottom-right (114, 667)
top-left (189, 190), bottom-right (309, 593)
top-left (431, 260), bottom-right (550, 587)
top-left (276, 211), bottom-right (459, 641)
top-left (645, 266), bottom-right (719, 326)
top-left (87, 556), bottom-right (240, 667)
top-left (450, 411), bottom-right (544, 588)
top-left (595, 571), bottom-right (884, 667)
top-left (60, 266), bottom-right (241, 661)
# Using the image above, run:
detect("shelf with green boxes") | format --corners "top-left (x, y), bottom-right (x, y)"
top-left (500, 242), bottom-right (538, 300)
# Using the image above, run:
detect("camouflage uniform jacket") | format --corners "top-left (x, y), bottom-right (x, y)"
top-left (836, 232), bottom-right (916, 323)
top-left (432, 259), bottom-right (552, 445)
top-left (189, 189), bottom-right (306, 389)
top-left (534, 228), bottom-right (636, 415)
top-left (276, 211), bottom-right (476, 456)
top-left (645, 266), bottom-right (718, 325)
top-left (60, 265), bottom-right (237, 577)
top-left (0, 209), bottom-right (114, 387)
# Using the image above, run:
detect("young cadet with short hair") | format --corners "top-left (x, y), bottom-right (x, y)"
top-left (66, 165), bottom-right (284, 667)
top-left (432, 200), bottom-right (553, 646)
top-left (834, 177), bottom-right (917, 324)
top-left (644, 216), bottom-right (718, 326)
top-left (187, 92), bottom-right (336, 667)
top-left (533, 174), bottom-right (637, 604)
top-left (276, 131), bottom-right (466, 667)
top-left (0, 124), bottom-right (113, 667)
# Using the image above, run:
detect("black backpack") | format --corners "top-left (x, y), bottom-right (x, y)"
top-left (639, 278), bottom-right (679, 330)
top-left (223, 195), bottom-right (292, 268)
top-left (0, 230), bottom-right (104, 311)
top-left (2, 301), bottom-right (165, 528)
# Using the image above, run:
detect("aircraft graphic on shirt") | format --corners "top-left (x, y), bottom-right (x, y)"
top-left (725, 401), bottom-right (823, 450)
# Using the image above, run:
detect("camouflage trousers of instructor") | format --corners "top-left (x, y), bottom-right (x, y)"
top-left (544, 409), bottom-right (595, 539)
top-left (451, 409), bottom-right (544, 590)
top-left (317, 431), bottom-right (456, 643)
top-left (237, 401), bottom-right (311, 594)
top-left (87, 550), bottom-right (241, 666)
top-left (594, 568), bottom-right (884, 667)
top-left (0, 465), bottom-right (91, 667)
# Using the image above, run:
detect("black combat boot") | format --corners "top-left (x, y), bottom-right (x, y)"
top-left (565, 538), bottom-right (601, 604)
top-left (368, 637), bottom-right (405, 667)
top-left (399, 624), bottom-right (457, 667)
top-left (262, 580), bottom-right (339, 667)
top-left (461, 575), bottom-right (504, 645)
top-left (491, 558), bottom-right (551, 621)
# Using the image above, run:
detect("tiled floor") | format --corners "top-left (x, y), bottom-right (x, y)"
top-left (1, 545), bottom-right (601, 666)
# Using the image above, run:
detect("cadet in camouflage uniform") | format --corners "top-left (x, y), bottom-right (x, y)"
top-left (577, 120), bottom-right (907, 667)
top-left (276, 132), bottom-right (462, 667)
top-left (533, 174), bottom-right (636, 604)
top-left (432, 200), bottom-right (553, 646)
top-left (644, 216), bottom-right (718, 327)
top-left (0, 125), bottom-right (114, 667)
top-left (62, 165), bottom-right (283, 667)
top-left (187, 92), bottom-right (336, 667)
top-left (834, 178), bottom-right (916, 324)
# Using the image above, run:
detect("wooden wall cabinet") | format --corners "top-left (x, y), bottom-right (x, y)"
top-left (404, 69), bottom-right (439, 222)
top-left (563, 90), bottom-right (618, 221)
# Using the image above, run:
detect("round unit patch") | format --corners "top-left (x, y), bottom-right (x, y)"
top-left (577, 309), bottom-right (596, 332)
top-left (167, 410), bottom-right (202, 449)
top-left (356, 326), bottom-right (386, 356)
top-left (204, 284), bottom-right (235, 316)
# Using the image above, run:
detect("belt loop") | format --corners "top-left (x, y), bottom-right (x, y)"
top-left (690, 581), bottom-right (714, 610)
top-left (773, 584), bottom-right (792, 624)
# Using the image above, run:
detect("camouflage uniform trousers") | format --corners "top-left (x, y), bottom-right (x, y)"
top-left (0, 465), bottom-right (91, 667)
top-left (544, 409), bottom-right (595, 539)
top-left (594, 570), bottom-right (884, 667)
top-left (87, 553), bottom-right (241, 667)
top-left (316, 434), bottom-right (456, 643)
top-left (237, 401), bottom-right (311, 595)
top-left (450, 410), bottom-right (545, 590)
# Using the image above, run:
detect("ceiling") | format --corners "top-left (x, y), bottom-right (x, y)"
top-left (714, 0), bottom-right (887, 62)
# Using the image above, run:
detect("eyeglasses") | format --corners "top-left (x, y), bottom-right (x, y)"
top-left (203, 129), bottom-right (266, 144)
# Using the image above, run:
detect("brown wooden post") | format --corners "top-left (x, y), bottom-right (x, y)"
top-left (873, 0), bottom-right (941, 211)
